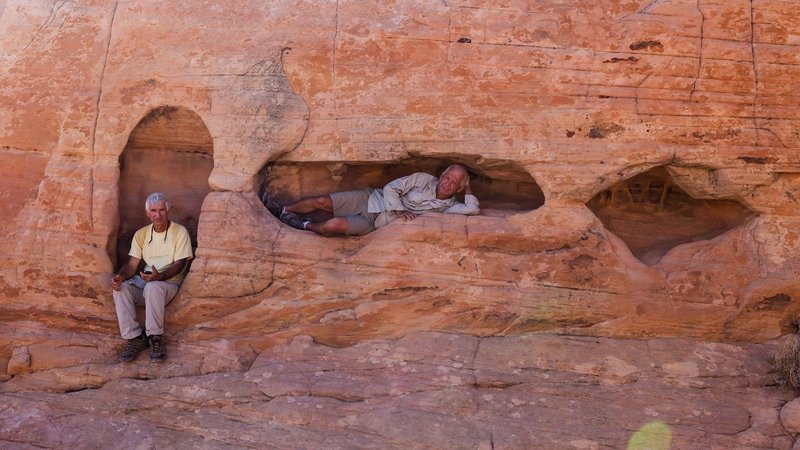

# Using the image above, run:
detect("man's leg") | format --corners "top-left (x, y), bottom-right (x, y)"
top-left (280, 190), bottom-right (372, 235)
top-left (113, 281), bottom-right (145, 339)
top-left (278, 195), bottom-right (333, 231)
top-left (307, 213), bottom-right (376, 237)
top-left (142, 281), bottom-right (179, 336)
top-left (142, 281), bottom-right (180, 362)
top-left (113, 281), bottom-right (149, 362)
top-left (284, 195), bottom-right (333, 215)
top-left (306, 217), bottom-right (349, 237)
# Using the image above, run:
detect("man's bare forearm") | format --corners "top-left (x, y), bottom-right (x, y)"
top-left (152, 259), bottom-right (187, 281)
top-left (116, 258), bottom-right (139, 280)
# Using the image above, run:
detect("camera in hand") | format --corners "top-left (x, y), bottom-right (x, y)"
top-left (143, 269), bottom-right (152, 274)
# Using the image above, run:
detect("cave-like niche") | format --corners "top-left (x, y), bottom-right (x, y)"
top-left (587, 167), bottom-right (753, 264)
top-left (116, 106), bottom-right (213, 266)
top-left (259, 156), bottom-right (544, 223)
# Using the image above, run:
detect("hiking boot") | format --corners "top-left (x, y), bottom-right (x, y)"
top-left (279, 211), bottom-right (309, 230)
top-left (260, 191), bottom-right (283, 217)
top-left (119, 333), bottom-right (149, 363)
top-left (149, 335), bottom-right (166, 362)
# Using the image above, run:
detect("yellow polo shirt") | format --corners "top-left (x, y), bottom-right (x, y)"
top-left (129, 221), bottom-right (194, 284)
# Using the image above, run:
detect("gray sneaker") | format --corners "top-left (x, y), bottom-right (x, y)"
top-left (119, 333), bottom-right (149, 363)
top-left (279, 211), bottom-right (309, 230)
top-left (260, 192), bottom-right (283, 217)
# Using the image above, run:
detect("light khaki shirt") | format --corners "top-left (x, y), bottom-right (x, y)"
top-left (367, 172), bottom-right (480, 217)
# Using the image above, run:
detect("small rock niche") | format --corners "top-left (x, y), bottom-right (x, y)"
top-left (587, 166), bottom-right (754, 264)
top-left (259, 156), bottom-right (544, 221)
top-left (116, 106), bottom-right (213, 267)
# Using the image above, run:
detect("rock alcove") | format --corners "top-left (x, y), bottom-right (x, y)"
top-left (116, 106), bottom-right (214, 267)
top-left (259, 156), bottom-right (545, 223)
top-left (587, 167), bottom-right (754, 265)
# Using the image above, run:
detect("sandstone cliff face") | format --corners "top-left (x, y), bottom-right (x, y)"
top-left (1, 0), bottom-right (799, 447)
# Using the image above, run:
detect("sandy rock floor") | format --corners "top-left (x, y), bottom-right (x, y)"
top-left (0, 331), bottom-right (795, 449)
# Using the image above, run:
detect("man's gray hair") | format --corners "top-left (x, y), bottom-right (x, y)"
top-left (442, 164), bottom-right (467, 177)
top-left (145, 192), bottom-right (171, 210)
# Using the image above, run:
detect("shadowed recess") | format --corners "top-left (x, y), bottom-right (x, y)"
top-left (116, 106), bottom-right (213, 267)
top-left (587, 167), bottom-right (754, 265)
top-left (259, 155), bottom-right (544, 220)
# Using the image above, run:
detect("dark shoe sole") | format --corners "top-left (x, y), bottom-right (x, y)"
top-left (279, 211), bottom-right (309, 230)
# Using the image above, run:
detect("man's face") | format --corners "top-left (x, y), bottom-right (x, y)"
top-left (146, 201), bottom-right (169, 228)
top-left (436, 168), bottom-right (466, 199)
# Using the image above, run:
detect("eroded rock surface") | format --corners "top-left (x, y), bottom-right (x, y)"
top-left (781, 398), bottom-right (800, 436)
top-left (1, 0), bottom-right (797, 349)
top-left (1, 0), bottom-right (799, 446)
top-left (0, 332), bottom-right (794, 449)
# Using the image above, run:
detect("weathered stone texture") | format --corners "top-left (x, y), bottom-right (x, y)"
top-left (0, 332), bottom-right (795, 449)
top-left (1, 0), bottom-right (798, 341)
top-left (1, 0), bottom-right (799, 446)
top-left (782, 397), bottom-right (800, 436)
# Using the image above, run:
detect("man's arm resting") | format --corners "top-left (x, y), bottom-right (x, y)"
top-left (140, 258), bottom-right (189, 283)
top-left (384, 173), bottom-right (437, 220)
top-left (111, 257), bottom-right (141, 291)
top-left (443, 194), bottom-right (480, 215)
top-left (382, 174), bottom-right (415, 212)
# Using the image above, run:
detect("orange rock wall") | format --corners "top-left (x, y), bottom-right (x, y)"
top-left (1, 0), bottom-right (799, 357)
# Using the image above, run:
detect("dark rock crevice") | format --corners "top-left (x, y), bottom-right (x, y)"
top-left (587, 166), bottom-right (755, 264)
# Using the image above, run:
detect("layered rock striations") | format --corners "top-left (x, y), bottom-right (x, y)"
top-left (1, 332), bottom-right (795, 449)
top-left (1, 0), bottom-right (799, 447)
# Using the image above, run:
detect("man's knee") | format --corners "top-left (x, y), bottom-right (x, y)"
top-left (113, 282), bottom-right (136, 303)
top-left (143, 282), bottom-right (174, 304)
top-left (112, 290), bottom-right (125, 304)
top-left (320, 217), bottom-right (349, 235)
top-left (314, 195), bottom-right (333, 211)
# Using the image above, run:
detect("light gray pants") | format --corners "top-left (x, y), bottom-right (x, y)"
top-left (113, 276), bottom-right (180, 339)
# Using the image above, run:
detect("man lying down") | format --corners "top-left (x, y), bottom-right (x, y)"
top-left (262, 164), bottom-right (480, 237)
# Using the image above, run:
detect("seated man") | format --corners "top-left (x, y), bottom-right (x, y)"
top-left (111, 192), bottom-right (193, 363)
top-left (263, 164), bottom-right (479, 236)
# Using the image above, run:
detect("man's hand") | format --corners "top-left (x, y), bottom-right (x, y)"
top-left (111, 274), bottom-right (123, 291)
top-left (140, 266), bottom-right (160, 282)
top-left (462, 173), bottom-right (472, 195)
top-left (113, 256), bottom-right (141, 291)
top-left (398, 211), bottom-right (418, 221)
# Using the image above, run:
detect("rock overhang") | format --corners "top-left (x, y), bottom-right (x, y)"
top-left (586, 165), bottom-right (756, 265)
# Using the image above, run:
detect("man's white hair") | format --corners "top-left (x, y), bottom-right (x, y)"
top-left (145, 192), bottom-right (171, 210)
top-left (442, 164), bottom-right (468, 178)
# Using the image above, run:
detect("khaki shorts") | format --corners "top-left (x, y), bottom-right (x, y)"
top-left (330, 189), bottom-right (379, 235)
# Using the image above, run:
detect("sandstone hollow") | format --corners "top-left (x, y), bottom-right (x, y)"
top-left (1, 1), bottom-right (799, 448)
